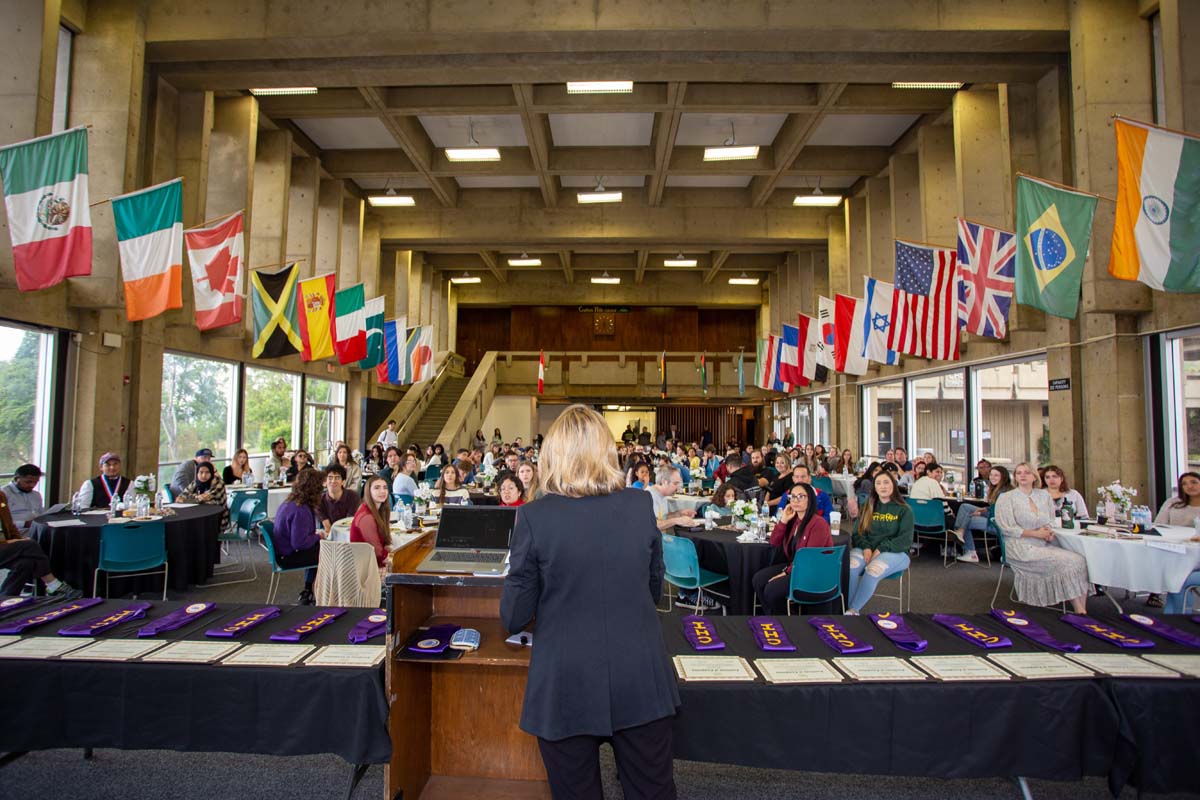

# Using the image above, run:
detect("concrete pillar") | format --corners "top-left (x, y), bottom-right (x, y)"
top-left (889, 153), bottom-right (923, 241)
top-left (813, 250), bottom-right (830, 301)
top-left (436, 278), bottom-right (450, 352)
top-left (205, 96), bottom-right (257, 223)
top-left (394, 250), bottom-right (412, 322)
top-left (249, 128), bottom-right (291, 268)
top-left (846, 195), bottom-right (869, 291)
top-left (0, 0), bottom-right (57, 140)
top-left (1046, 315), bottom-right (1084, 482)
top-left (864, 177), bottom-right (892, 284)
top-left (793, 252), bottom-right (816, 317)
top-left (286, 156), bottom-right (320, 269)
top-left (954, 89), bottom-right (1009, 227)
top-left (1157, 0), bottom-right (1200, 133)
top-left (176, 91), bottom-right (213, 228)
top-left (917, 124), bottom-right (957, 246)
top-left (360, 217), bottom-right (381, 298)
top-left (339, 195), bottom-right (362, 287)
top-left (767, 271), bottom-right (782, 332)
top-left (315, 179), bottom-right (343, 279)
top-left (826, 212), bottom-right (849, 296)
top-left (446, 282), bottom-right (457, 353)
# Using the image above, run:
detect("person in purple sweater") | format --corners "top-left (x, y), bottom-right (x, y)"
top-left (270, 469), bottom-right (327, 605)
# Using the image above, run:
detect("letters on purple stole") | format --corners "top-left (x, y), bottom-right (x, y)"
top-left (0, 597), bottom-right (105, 635)
top-left (269, 607), bottom-right (348, 642)
top-left (58, 601), bottom-right (152, 637)
top-left (931, 614), bottom-right (1012, 649)
top-left (1060, 614), bottom-right (1154, 649)
top-left (988, 609), bottom-right (1081, 652)
top-left (808, 617), bottom-right (873, 654)
top-left (682, 615), bottom-right (725, 651)
top-left (748, 616), bottom-right (796, 651)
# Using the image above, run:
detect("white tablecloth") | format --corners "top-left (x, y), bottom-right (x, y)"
top-left (668, 495), bottom-right (712, 513)
top-left (1054, 525), bottom-right (1200, 593)
top-left (827, 474), bottom-right (856, 497)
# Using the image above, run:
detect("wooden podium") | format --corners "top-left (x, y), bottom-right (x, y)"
top-left (383, 538), bottom-right (549, 800)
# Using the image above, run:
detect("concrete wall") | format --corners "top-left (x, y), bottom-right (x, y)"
top-left (479, 395), bottom-right (536, 446)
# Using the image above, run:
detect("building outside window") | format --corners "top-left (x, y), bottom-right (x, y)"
top-left (862, 379), bottom-right (905, 459)
top-left (304, 378), bottom-right (346, 466)
top-left (910, 371), bottom-right (967, 476)
top-left (0, 323), bottom-right (57, 492)
top-left (159, 352), bottom-right (238, 487)
top-left (242, 366), bottom-right (302, 470)
top-left (1162, 328), bottom-right (1200, 484)
top-left (972, 359), bottom-right (1050, 471)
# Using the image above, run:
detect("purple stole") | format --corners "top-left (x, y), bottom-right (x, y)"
top-left (932, 614), bottom-right (1012, 649)
top-left (347, 610), bottom-right (387, 644)
top-left (0, 596), bottom-right (39, 615)
top-left (808, 617), bottom-right (873, 654)
top-left (205, 606), bottom-right (282, 638)
top-left (1119, 613), bottom-right (1200, 648)
top-left (748, 617), bottom-right (796, 651)
top-left (136, 602), bottom-right (218, 637)
top-left (1060, 614), bottom-right (1154, 649)
top-left (0, 597), bottom-right (105, 634)
top-left (989, 609), bottom-right (1081, 652)
top-left (407, 623), bottom-right (459, 654)
top-left (269, 608), bottom-right (347, 642)
top-left (868, 612), bottom-right (928, 653)
top-left (682, 615), bottom-right (725, 651)
top-left (58, 601), bottom-right (152, 637)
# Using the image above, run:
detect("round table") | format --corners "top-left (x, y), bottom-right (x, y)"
top-left (668, 495), bottom-right (712, 514)
top-left (28, 504), bottom-right (225, 595)
top-left (1053, 524), bottom-right (1200, 595)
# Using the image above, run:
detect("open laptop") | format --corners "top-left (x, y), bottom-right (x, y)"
top-left (415, 506), bottom-right (517, 574)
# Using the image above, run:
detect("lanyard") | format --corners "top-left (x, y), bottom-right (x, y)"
top-left (102, 475), bottom-right (120, 503)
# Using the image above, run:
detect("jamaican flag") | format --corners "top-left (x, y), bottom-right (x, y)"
top-left (251, 263), bottom-right (303, 358)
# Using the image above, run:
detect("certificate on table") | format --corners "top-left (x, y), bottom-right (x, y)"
top-left (1142, 654), bottom-right (1200, 678)
top-left (304, 645), bottom-right (385, 668)
top-left (1066, 653), bottom-right (1180, 678)
top-left (222, 643), bottom-right (313, 667)
top-left (911, 655), bottom-right (1011, 681)
top-left (672, 655), bottom-right (758, 682)
top-left (143, 640), bottom-right (242, 664)
top-left (0, 636), bottom-right (92, 659)
top-left (988, 652), bottom-right (1096, 680)
top-left (754, 658), bottom-right (844, 684)
top-left (832, 657), bottom-right (928, 682)
top-left (0, 635), bottom-right (20, 649)
top-left (46, 518), bottom-right (87, 528)
top-left (61, 639), bottom-right (167, 662)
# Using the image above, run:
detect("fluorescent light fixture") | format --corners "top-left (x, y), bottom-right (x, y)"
top-left (449, 273), bottom-right (481, 285)
top-left (507, 253), bottom-right (541, 267)
top-left (728, 272), bottom-right (761, 286)
top-left (793, 194), bottom-right (843, 207)
top-left (703, 144), bottom-right (760, 162)
top-left (577, 190), bottom-right (623, 204)
top-left (445, 147), bottom-right (501, 162)
top-left (591, 271), bottom-right (620, 285)
top-left (891, 82), bottom-right (963, 90)
top-left (249, 87), bottom-right (318, 96)
top-left (566, 81), bottom-right (634, 94)
top-left (663, 254), bottom-right (698, 267)
top-left (367, 195), bottom-right (415, 207)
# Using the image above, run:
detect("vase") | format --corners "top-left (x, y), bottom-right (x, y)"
top-left (1104, 500), bottom-right (1117, 521)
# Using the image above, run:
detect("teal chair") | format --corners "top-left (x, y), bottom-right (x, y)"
top-left (260, 520), bottom-right (310, 604)
top-left (201, 498), bottom-right (262, 587)
top-left (701, 478), bottom-right (716, 492)
top-left (661, 534), bottom-right (729, 616)
top-left (811, 475), bottom-right (834, 495)
top-left (873, 568), bottom-right (910, 613)
top-left (786, 545), bottom-right (846, 616)
top-left (909, 498), bottom-right (951, 567)
top-left (161, 485), bottom-right (174, 503)
top-left (94, 520), bottom-right (168, 601)
top-left (989, 519), bottom-right (1015, 609)
top-left (392, 493), bottom-right (414, 508)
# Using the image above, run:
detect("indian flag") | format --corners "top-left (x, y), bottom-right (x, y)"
top-left (1109, 117), bottom-right (1200, 293)
top-left (111, 178), bottom-right (183, 321)
top-left (0, 127), bottom-right (92, 292)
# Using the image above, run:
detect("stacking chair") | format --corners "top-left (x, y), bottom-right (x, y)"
top-left (260, 520), bottom-right (310, 604)
top-left (200, 498), bottom-right (262, 587)
top-left (873, 566), bottom-right (910, 613)
top-left (989, 520), bottom-right (1017, 609)
top-left (786, 545), bottom-right (846, 615)
top-left (94, 520), bottom-right (169, 601)
top-left (811, 475), bottom-right (834, 495)
top-left (909, 498), bottom-right (952, 567)
top-left (392, 493), bottom-right (414, 508)
top-left (161, 485), bottom-right (174, 503)
top-left (660, 534), bottom-right (729, 616)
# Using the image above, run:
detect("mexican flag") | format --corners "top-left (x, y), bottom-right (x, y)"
top-left (358, 296), bottom-right (385, 370)
top-left (332, 283), bottom-right (367, 364)
top-left (0, 127), bottom-right (92, 292)
top-left (111, 178), bottom-right (184, 322)
top-left (1015, 175), bottom-right (1098, 319)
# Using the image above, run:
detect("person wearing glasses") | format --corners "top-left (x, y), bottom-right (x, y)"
top-left (752, 483), bottom-right (834, 614)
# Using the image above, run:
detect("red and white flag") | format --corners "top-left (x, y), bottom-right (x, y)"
top-left (834, 294), bottom-right (868, 376)
top-left (184, 211), bottom-right (243, 330)
top-left (889, 240), bottom-right (960, 361)
top-left (537, 350), bottom-right (545, 394)
top-left (797, 313), bottom-right (820, 383)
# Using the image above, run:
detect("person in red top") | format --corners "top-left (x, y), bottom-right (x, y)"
top-left (751, 483), bottom-right (834, 614)
top-left (351, 476), bottom-right (391, 568)
top-left (498, 474), bottom-right (526, 507)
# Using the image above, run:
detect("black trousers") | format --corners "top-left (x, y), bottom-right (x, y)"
top-left (751, 564), bottom-right (838, 615)
top-left (0, 539), bottom-right (52, 595)
top-left (274, 545), bottom-right (319, 587)
top-left (537, 716), bottom-right (676, 800)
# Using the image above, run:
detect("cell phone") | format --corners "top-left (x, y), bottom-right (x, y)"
top-left (449, 628), bottom-right (481, 651)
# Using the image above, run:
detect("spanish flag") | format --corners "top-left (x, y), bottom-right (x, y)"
top-left (296, 272), bottom-right (336, 361)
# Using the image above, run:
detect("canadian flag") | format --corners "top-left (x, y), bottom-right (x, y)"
top-left (184, 211), bottom-right (244, 331)
top-left (538, 350), bottom-right (545, 395)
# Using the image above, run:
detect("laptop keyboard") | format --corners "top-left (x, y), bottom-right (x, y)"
top-left (429, 551), bottom-right (506, 563)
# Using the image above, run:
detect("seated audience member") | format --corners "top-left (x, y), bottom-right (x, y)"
top-left (898, 460), bottom-right (926, 491)
top-left (1157, 472), bottom-right (1200, 614)
top-left (351, 476), bottom-right (392, 569)
top-left (766, 454), bottom-right (795, 509)
top-left (268, 437), bottom-right (292, 478)
top-left (883, 448), bottom-right (896, 467)
top-left (333, 444), bottom-right (362, 489)
top-left (700, 482), bottom-right (740, 517)
top-left (811, 445), bottom-right (828, 475)
top-left (921, 451), bottom-right (936, 466)
top-left (392, 454), bottom-right (420, 499)
top-left (713, 449), bottom-right (740, 482)
top-left (752, 484), bottom-right (835, 614)
top-left (1042, 466), bottom-right (1090, 519)
top-left (3, 464), bottom-right (45, 530)
top-left (971, 459), bottom-right (993, 497)
top-left (893, 446), bottom-right (914, 473)
top-left (0, 505), bottom-right (79, 597)
top-left (847, 471), bottom-right (913, 614)
top-left (794, 464), bottom-right (834, 519)
top-left (855, 462), bottom-right (882, 496)
top-left (436, 463), bottom-right (471, 505)
top-left (223, 448), bottom-right (255, 487)
top-left (286, 449), bottom-right (314, 482)
top-left (908, 462), bottom-right (946, 501)
top-left (270, 469), bottom-right (328, 605)
top-left (377, 446), bottom-right (401, 485)
top-left (498, 475), bottom-right (526, 507)
top-left (516, 462), bottom-right (540, 503)
top-left (687, 447), bottom-right (701, 472)
top-left (729, 449), bottom-right (774, 492)
top-left (629, 462), bottom-right (653, 490)
top-left (75, 452), bottom-right (133, 509)
top-left (454, 456), bottom-right (475, 486)
top-left (368, 444), bottom-right (386, 472)
top-left (317, 465), bottom-right (361, 534)
top-left (497, 452), bottom-right (521, 481)
top-left (951, 466), bottom-right (1012, 563)
top-left (171, 448), bottom-right (214, 496)
top-left (491, 428), bottom-right (503, 446)
top-left (647, 466), bottom-right (697, 531)
top-left (178, 461), bottom-right (229, 529)
top-left (994, 462), bottom-right (1090, 614)
top-left (427, 443), bottom-right (446, 469)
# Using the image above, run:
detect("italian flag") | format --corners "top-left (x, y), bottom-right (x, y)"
top-left (333, 283), bottom-right (367, 364)
top-left (0, 127), bottom-right (92, 292)
top-left (1109, 117), bottom-right (1200, 292)
top-left (111, 178), bottom-right (183, 321)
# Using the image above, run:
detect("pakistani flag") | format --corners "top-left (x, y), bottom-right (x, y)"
top-left (332, 283), bottom-right (366, 365)
top-left (1015, 175), bottom-right (1098, 319)
top-left (358, 296), bottom-right (385, 370)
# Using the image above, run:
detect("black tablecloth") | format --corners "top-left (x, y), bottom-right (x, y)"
top-left (0, 600), bottom-right (391, 764)
top-left (28, 505), bottom-right (224, 595)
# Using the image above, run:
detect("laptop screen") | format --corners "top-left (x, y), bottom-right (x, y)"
top-left (435, 506), bottom-right (516, 550)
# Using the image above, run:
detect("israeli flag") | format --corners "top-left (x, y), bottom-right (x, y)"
top-left (863, 276), bottom-right (899, 366)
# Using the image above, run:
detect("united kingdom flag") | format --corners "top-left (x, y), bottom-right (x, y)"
top-left (956, 218), bottom-right (1016, 339)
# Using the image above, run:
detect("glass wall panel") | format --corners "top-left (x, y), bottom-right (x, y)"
top-left (1165, 330), bottom-right (1200, 480)
top-left (974, 359), bottom-right (1049, 470)
top-left (911, 371), bottom-right (967, 477)
top-left (796, 395), bottom-right (814, 446)
top-left (243, 367), bottom-right (301, 468)
top-left (159, 352), bottom-right (237, 486)
top-left (862, 380), bottom-right (905, 459)
top-left (304, 377), bottom-right (346, 465)
top-left (0, 323), bottom-right (56, 489)
top-left (816, 393), bottom-right (831, 447)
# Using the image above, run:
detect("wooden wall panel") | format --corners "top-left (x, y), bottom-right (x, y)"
top-left (655, 405), bottom-right (745, 447)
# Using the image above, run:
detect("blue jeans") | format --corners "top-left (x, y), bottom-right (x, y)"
top-left (1164, 570), bottom-right (1200, 614)
top-left (953, 504), bottom-right (988, 552)
top-left (847, 548), bottom-right (910, 612)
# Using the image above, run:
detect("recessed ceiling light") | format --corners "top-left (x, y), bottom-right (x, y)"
top-left (793, 194), bottom-right (843, 207)
top-left (891, 82), bottom-right (963, 90)
top-left (445, 147), bottom-right (501, 162)
top-left (449, 272), bottom-right (481, 285)
top-left (507, 253), bottom-right (541, 267)
top-left (728, 272), bottom-right (760, 286)
top-left (591, 271), bottom-right (620, 284)
top-left (249, 87), bottom-right (318, 96)
top-left (367, 195), bottom-right (415, 207)
top-left (577, 177), bottom-right (622, 204)
top-left (663, 254), bottom-right (698, 267)
top-left (566, 81), bottom-right (634, 94)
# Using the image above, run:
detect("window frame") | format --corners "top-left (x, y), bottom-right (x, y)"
top-left (1157, 325), bottom-right (1200, 506)
top-left (0, 320), bottom-right (60, 496)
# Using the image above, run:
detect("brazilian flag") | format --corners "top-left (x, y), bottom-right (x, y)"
top-left (1015, 175), bottom-right (1099, 319)
top-left (250, 263), bottom-right (303, 358)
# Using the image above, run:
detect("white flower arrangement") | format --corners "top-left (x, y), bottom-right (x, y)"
top-left (1097, 480), bottom-right (1137, 513)
top-left (414, 483), bottom-right (433, 501)
top-left (351, 449), bottom-right (364, 464)
top-left (132, 474), bottom-right (156, 496)
top-left (477, 463), bottom-right (498, 487)
top-left (730, 499), bottom-right (758, 524)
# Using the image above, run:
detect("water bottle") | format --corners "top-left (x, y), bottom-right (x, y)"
top-left (136, 494), bottom-right (150, 518)
top-left (108, 493), bottom-right (120, 520)
top-left (1060, 500), bottom-right (1075, 530)
top-left (70, 494), bottom-right (81, 516)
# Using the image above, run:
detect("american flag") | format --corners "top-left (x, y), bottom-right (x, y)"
top-left (956, 218), bottom-right (1016, 339)
top-left (888, 240), bottom-right (960, 361)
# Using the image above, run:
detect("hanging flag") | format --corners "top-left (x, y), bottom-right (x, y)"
top-left (834, 294), bottom-right (868, 376)
top-left (0, 126), bottom-right (92, 291)
top-left (1109, 117), bottom-right (1200, 293)
top-left (889, 240), bottom-right (960, 361)
top-left (250, 262), bottom-right (303, 358)
top-left (111, 178), bottom-right (184, 322)
top-left (779, 324), bottom-right (803, 386)
top-left (183, 210), bottom-right (243, 331)
top-left (699, 352), bottom-right (707, 395)
top-left (383, 318), bottom-right (403, 384)
top-left (817, 296), bottom-right (837, 368)
top-left (407, 326), bottom-right (435, 383)
top-left (296, 272), bottom-right (336, 361)
top-left (862, 277), bottom-right (899, 365)
top-left (1015, 175), bottom-right (1098, 319)
top-left (957, 217), bottom-right (1016, 339)
top-left (755, 336), bottom-right (790, 393)
top-left (358, 296), bottom-right (385, 370)
top-left (374, 318), bottom-right (391, 384)
top-left (659, 350), bottom-right (667, 399)
top-left (797, 313), bottom-right (820, 382)
top-left (538, 350), bottom-right (546, 395)
top-left (332, 284), bottom-right (367, 364)
top-left (737, 349), bottom-right (745, 396)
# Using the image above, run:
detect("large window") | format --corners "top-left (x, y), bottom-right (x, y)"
top-left (911, 371), bottom-right (967, 474)
top-left (973, 359), bottom-right (1049, 470)
top-left (0, 323), bottom-right (57, 490)
top-left (52, 26), bottom-right (72, 132)
top-left (242, 366), bottom-right (301, 460)
top-left (1163, 329), bottom-right (1200, 481)
top-left (159, 353), bottom-right (238, 486)
top-left (792, 392), bottom-right (831, 447)
top-left (862, 380), bottom-right (904, 459)
top-left (304, 378), bottom-right (346, 465)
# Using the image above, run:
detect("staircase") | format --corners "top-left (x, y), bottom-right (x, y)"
top-left (405, 375), bottom-right (471, 449)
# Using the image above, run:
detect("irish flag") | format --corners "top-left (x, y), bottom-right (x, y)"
top-left (332, 283), bottom-right (366, 364)
top-left (297, 273), bottom-right (335, 361)
top-left (1109, 117), bottom-right (1200, 292)
top-left (111, 178), bottom-right (183, 321)
top-left (0, 127), bottom-right (92, 292)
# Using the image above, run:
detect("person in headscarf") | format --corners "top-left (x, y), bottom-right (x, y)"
top-left (178, 461), bottom-right (229, 529)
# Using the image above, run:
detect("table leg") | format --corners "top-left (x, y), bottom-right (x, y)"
top-left (1015, 776), bottom-right (1034, 800)
top-left (345, 762), bottom-right (369, 799)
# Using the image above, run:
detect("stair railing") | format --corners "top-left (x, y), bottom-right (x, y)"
top-left (435, 351), bottom-right (498, 453)
top-left (375, 351), bottom-right (466, 450)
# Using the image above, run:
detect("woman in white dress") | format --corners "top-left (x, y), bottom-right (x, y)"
top-left (994, 462), bottom-right (1090, 613)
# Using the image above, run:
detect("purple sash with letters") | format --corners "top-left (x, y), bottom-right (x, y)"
top-left (0, 597), bottom-right (104, 634)
top-left (205, 606), bottom-right (282, 638)
top-left (748, 616), bottom-right (796, 651)
top-left (1119, 613), bottom-right (1200, 648)
top-left (1060, 614), bottom-right (1154, 649)
top-left (58, 601), bottom-right (152, 637)
top-left (868, 612), bottom-right (928, 653)
top-left (136, 602), bottom-right (218, 637)
top-left (269, 608), bottom-right (347, 642)
top-left (989, 609), bottom-right (1081, 652)
top-left (808, 617), bottom-right (873, 654)
top-left (0, 596), bottom-right (39, 616)
top-left (682, 615), bottom-right (725, 651)
top-left (932, 614), bottom-right (1012, 649)
top-left (348, 610), bottom-right (387, 644)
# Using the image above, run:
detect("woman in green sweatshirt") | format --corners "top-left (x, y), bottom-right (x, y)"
top-left (847, 470), bottom-right (913, 614)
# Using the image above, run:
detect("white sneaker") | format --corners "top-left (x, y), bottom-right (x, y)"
top-left (956, 551), bottom-right (980, 564)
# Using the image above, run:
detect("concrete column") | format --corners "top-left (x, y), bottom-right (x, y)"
top-left (360, 217), bottom-right (381, 298)
top-left (315, 179), bottom-right (344, 279)
top-left (176, 91), bottom-right (213, 228)
top-left (889, 153), bottom-right (923, 241)
top-left (864, 177), bottom-right (892, 284)
top-left (767, 271), bottom-right (782, 332)
top-left (205, 96), bottom-right (257, 223)
top-left (917, 124), bottom-right (957, 246)
top-left (1079, 312), bottom-right (1146, 496)
top-left (1156, 0), bottom-right (1200, 133)
top-left (394, 250), bottom-right (412, 322)
top-left (793, 252), bottom-right (816, 317)
top-left (249, 128), bottom-right (291, 268)
top-left (1046, 315), bottom-right (1084, 482)
top-left (339, 195), bottom-right (363, 287)
top-left (826, 212), bottom-right (849, 296)
top-left (436, 278), bottom-right (450, 352)
top-left (954, 89), bottom-right (1009, 227)
top-left (446, 282), bottom-right (458, 353)
top-left (813, 250), bottom-right (830, 301)
top-left (0, 0), bottom-right (59, 139)
top-left (846, 195), bottom-right (869, 291)
top-left (286, 156), bottom-right (320, 269)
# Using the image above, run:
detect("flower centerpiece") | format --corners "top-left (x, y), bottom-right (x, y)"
top-left (131, 474), bottom-right (156, 498)
top-left (476, 462), bottom-right (498, 489)
top-left (414, 483), bottom-right (433, 502)
top-left (1097, 480), bottom-right (1137, 520)
top-left (730, 499), bottom-right (757, 528)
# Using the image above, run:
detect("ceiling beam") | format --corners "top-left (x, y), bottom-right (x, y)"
top-left (358, 87), bottom-right (459, 206)
top-left (513, 83), bottom-right (559, 207)
top-left (785, 146), bottom-right (892, 176)
top-left (478, 250), bottom-right (508, 284)
top-left (703, 250), bottom-right (731, 284)
top-left (558, 250), bottom-right (573, 283)
top-left (749, 82), bottom-right (847, 207)
top-left (635, 249), bottom-right (648, 285)
top-left (648, 81), bottom-right (686, 206)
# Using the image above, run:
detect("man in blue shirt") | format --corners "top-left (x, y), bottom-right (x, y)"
top-left (794, 464), bottom-right (834, 519)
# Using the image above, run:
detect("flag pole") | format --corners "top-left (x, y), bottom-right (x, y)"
top-left (184, 210), bottom-right (243, 232)
top-left (1111, 114), bottom-right (1200, 141)
top-left (251, 258), bottom-right (308, 271)
top-left (89, 176), bottom-right (186, 208)
top-left (1016, 172), bottom-right (1116, 204)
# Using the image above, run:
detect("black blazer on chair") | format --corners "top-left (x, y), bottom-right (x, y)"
top-left (501, 488), bottom-right (680, 741)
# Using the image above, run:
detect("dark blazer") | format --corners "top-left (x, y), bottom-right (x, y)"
top-left (500, 488), bottom-right (680, 741)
